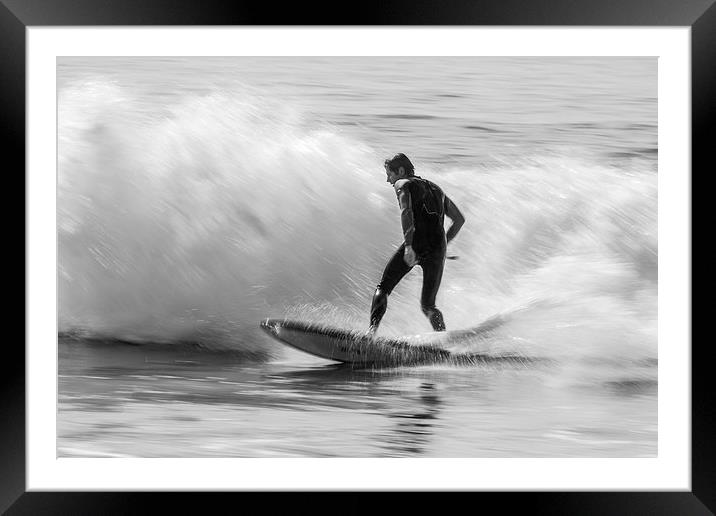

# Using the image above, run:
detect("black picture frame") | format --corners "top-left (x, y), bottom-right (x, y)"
top-left (7, 0), bottom-right (709, 513)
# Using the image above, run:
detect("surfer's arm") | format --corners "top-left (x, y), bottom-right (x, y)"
top-left (395, 179), bottom-right (415, 248)
top-left (395, 179), bottom-right (418, 266)
top-left (444, 195), bottom-right (465, 244)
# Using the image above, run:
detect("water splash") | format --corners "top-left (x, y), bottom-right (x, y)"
top-left (59, 80), bottom-right (657, 378)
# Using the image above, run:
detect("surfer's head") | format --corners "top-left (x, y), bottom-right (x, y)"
top-left (384, 153), bottom-right (414, 184)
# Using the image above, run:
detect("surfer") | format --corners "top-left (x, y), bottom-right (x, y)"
top-left (368, 153), bottom-right (465, 336)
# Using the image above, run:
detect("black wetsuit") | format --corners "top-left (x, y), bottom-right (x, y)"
top-left (370, 176), bottom-right (448, 331)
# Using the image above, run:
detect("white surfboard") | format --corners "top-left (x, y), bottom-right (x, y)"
top-left (260, 315), bottom-right (512, 367)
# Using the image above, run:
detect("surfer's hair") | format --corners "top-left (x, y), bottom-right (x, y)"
top-left (385, 153), bottom-right (415, 176)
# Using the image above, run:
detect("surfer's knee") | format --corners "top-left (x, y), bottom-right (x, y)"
top-left (373, 287), bottom-right (388, 304)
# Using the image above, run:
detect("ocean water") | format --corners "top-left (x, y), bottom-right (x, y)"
top-left (57, 57), bottom-right (657, 458)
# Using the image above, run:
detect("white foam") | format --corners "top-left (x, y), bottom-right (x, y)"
top-left (58, 82), bottom-right (657, 369)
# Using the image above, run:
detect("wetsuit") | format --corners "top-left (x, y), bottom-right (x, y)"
top-left (370, 176), bottom-right (448, 332)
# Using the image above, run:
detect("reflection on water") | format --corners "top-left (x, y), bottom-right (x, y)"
top-left (271, 366), bottom-right (444, 456)
top-left (58, 342), bottom-right (656, 458)
top-left (379, 383), bottom-right (442, 456)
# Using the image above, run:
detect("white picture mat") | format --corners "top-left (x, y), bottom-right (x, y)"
top-left (27, 26), bottom-right (691, 490)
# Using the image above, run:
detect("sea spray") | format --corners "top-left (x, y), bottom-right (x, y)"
top-left (59, 82), bottom-right (396, 348)
top-left (59, 80), bottom-right (657, 374)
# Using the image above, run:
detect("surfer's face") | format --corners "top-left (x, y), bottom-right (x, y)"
top-left (385, 165), bottom-right (403, 185)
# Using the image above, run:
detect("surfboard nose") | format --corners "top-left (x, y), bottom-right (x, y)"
top-left (260, 318), bottom-right (279, 336)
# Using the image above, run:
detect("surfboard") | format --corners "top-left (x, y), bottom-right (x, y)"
top-left (259, 315), bottom-right (512, 367)
top-left (260, 318), bottom-right (449, 366)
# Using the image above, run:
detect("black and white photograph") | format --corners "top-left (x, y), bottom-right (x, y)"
top-left (2, 0), bottom-right (708, 508)
top-left (56, 55), bottom-right (659, 459)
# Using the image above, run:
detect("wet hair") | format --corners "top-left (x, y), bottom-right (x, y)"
top-left (384, 153), bottom-right (415, 176)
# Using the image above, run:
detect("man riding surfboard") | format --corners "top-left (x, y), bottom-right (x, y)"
top-left (368, 153), bottom-right (465, 336)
